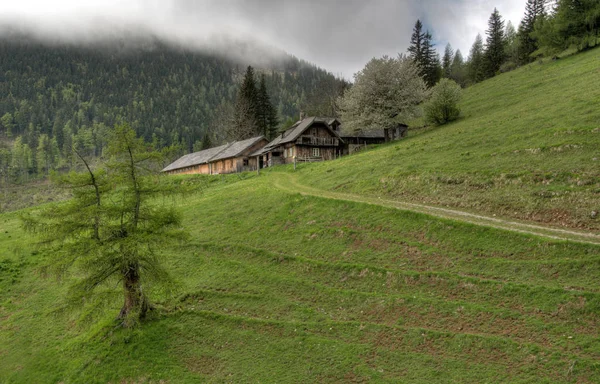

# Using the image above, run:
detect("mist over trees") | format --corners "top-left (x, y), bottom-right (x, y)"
top-left (0, 37), bottom-right (346, 186)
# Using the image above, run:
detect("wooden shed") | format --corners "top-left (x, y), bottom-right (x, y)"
top-left (162, 136), bottom-right (267, 175)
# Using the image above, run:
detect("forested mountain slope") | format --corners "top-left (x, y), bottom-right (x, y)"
top-left (0, 36), bottom-right (343, 180)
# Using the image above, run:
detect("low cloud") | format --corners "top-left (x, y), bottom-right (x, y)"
top-left (0, 0), bottom-right (526, 78)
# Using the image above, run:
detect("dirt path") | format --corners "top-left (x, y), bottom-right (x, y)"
top-left (272, 173), bottom-right (600, 246)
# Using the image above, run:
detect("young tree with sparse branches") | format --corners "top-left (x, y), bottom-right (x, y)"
top-left (22, 123), bottom-right (187, 326)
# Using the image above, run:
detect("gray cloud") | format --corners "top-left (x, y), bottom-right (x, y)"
top-left (0, 0), bottom-right (525, 78)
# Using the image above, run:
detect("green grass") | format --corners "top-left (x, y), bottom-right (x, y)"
top-left (297, 47), bottom-right (600, 230)
top-left (2, 49), bottom-right (600, 382)
top-left (1, 175), bottom-right (600, 383)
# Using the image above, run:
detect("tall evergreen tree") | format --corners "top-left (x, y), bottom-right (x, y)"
top-left (239, 66), bottom-right (259, 120)
top-left (505, 21), bottom-right (519, 65)
top-left (407, 20), bottom-right (425, 64)
top-left (256, 74), bottom-right (279, 140)
top-left (518, 0), bottom-right (547, 63)
top-left (468, 34), bottom-right (486, 84)
top-left (450, 49), bottom-right (468, 87)
top-left (484, 8), bottom-right (506, 77)
top-left (442, 43), bottom-right (454, 78)
top-left (422, 32), bottom-right (442, 87)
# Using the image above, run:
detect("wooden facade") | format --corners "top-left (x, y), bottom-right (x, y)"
top-left (256, 117), bottom-right (344, 168)
top-left (163, 118), bottom-right (410, 175)
top-left (162, 136), bottom-right (268, 175)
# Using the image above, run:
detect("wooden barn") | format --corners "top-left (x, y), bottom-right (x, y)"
top-left (341, 124), bottom-right (409, 154)
top-left (255, 117), bottom-right (345, 167)
top-left (209, 136), bottom-right (269, 174)
top-left (162, 136), bottom-right (268, 175)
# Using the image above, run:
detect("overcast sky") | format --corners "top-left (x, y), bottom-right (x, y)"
top-left (0, 0), bottom-right (526, 79)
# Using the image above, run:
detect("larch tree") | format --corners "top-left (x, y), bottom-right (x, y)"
top-left (484, 8), bottom-right (507, 78)
top-left (23, 123), bottom-right (187, 326)
top-left (338, 55), bottom-right (428, 135)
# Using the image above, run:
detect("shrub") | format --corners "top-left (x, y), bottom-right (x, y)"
top-left (424, 79), bottom-right (462, 125)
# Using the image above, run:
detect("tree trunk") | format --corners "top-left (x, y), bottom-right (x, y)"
top-left (118, 262), bottom-right (149, 322)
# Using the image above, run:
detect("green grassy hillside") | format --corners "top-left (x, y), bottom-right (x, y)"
top-left (1, 49), bottom-right (600, 383)
top-left (1, 173), bottom-right (600, 383)
top-left (299, 48), bottom-right (600, 230)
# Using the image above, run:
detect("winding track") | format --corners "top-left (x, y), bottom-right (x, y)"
top-left (272, 172), bottom-right (600, 246)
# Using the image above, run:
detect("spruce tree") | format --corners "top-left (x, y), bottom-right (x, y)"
top-left (468, 34), bottom-right (486, 84)
top-left (450, 49), bottom-right (468, 87)
top-left (239, 66), bottom-right (259, 119)
top-left (484, 8), bottom-right (506, 78)
top-left (518, 0), bottom-right (546, 63)
top-left (442, 43), bottom-right (454, 78)
top-left (256, 74), bottom-right (279, 139)
top-left (407, 20), bottom-right (425, 64)
top-left (422, 32), bottom-right (442, 87)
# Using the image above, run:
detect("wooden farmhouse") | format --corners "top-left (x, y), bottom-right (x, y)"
top-left (162, 117), bottom-right (410, 175)
top-left (253, 117), bottom-right (345, 167)
top-left (162, 136), bottom-right (268, 175)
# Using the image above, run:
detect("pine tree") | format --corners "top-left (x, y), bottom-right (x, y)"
top-left (442, 43), bottom-right (454, 78)
top-left (422, 32), bottom-right (442, 87)
top-left (505, 21), bottom-right (519, 66)
top-left (407, 20), bottom-right (425, 64)
top-left (518, 0), bottom-right (546, 63)
top-left (468, 34), bottom-right (486, 84)
top-left (450, 49), bottom-right (468, 87)
top-left (484, 8), bottom-right (506, 78)
top-left (256, 74), bottom-right (279, 140)
top-left (408, 22), bottom-right (441, 87)
top-left (239, 66), bottom-right (259, 120)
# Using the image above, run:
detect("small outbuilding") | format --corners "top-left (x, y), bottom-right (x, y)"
top-left (162, 136), bottom-right (268, 175)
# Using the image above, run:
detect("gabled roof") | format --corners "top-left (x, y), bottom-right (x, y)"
top-left (210, 136), bottom-right (266, 162)
top-left (162, 143), bottom-right (230, 172)
top-left (162, 136), bottom-right (265, 172)
top-left (256, 117), bottom-right (343, 155)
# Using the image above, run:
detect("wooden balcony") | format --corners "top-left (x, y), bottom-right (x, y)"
top-left (296, 135), bottom-right (339, 147)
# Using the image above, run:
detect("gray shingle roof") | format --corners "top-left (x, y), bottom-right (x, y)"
top-left (162, 136), bottom-right (265, 172)
top-left (210, 136), bottom-right (266, 162)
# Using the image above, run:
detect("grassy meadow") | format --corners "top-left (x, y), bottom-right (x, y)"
top-left (1, 172), bottom-right (600, 383)
top-left (1, 48), bottom-right (600, 382)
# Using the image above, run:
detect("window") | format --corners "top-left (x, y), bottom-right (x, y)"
top-left (312, 148), bottom-right (320, 157)
top-left (243, 158), bottom-right (249, 166)
top-left (284, 149), bottom-right (288, 158)
top-left (312, 128), bottom-right (318, 136)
